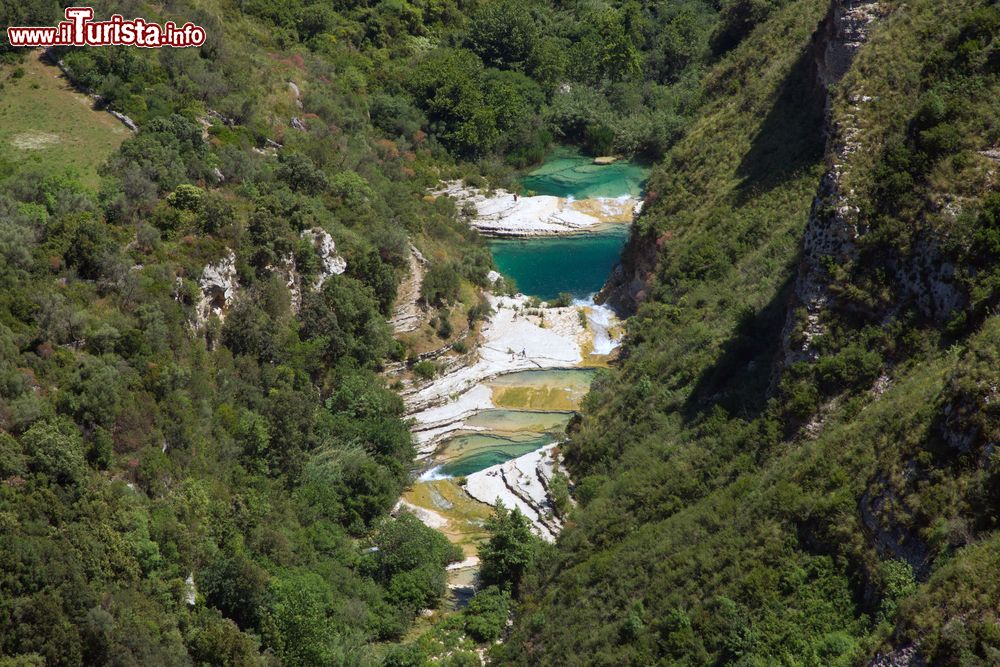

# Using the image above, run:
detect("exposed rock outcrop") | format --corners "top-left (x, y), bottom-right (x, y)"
top-left (436, 181), bottom-right (638, 237)
top-left (814, 0), bottom-right (885, 93)
top-left (300, 227), bottom-right (347, 289)
top-left (866, 645), bottom-right (926, 667)
top-left (596, 226), bottom-right (660, 316)
top-left (194, 229), bottom-right (344, 326)
top-left (780, 0), bottom-right (885, 366)
top-left (266, 252), bottom-right (301, 312)
top-left (463, 444), bottom-right (565, 541)
top-left (781, 0), bottom-right (964, 366)
top-left (195, 250), bottom-right (240, 327)
top-left (859, 475), bottom-right (932, 580)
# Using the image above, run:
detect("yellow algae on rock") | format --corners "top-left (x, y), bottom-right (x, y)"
top-left (402, 480), bottom-right (493, 553)
top-left (566, 197), bottom-right (635, 225)
top-left (487, 370), bottom-right (594, 411)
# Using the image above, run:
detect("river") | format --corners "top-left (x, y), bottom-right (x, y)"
top-left (400, 150), bottom-right (648, 604)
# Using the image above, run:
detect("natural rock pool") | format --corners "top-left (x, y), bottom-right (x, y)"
top-left (402, 151), bottom-right (645, 603)
top-left (490, 227), bottom-right (630, 301)
top-left (520, 148), bottom-right (649, 199)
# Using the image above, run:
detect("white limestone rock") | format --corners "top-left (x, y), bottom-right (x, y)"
top-left (195, 250), bottom-right (239, 327)
top-left (301, 227), bottom-right (346, 289)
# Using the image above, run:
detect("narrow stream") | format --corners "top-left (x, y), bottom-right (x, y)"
top-left (404, 152), bottom-right (648, 606)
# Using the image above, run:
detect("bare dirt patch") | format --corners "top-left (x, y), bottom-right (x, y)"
top-left (10, 131), bottom-right (61, 150)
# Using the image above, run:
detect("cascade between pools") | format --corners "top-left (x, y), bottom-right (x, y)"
top-left (399, 151), bottom-right (649, 603)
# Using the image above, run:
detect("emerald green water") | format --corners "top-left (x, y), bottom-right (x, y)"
top-left (487, 368), bottom-right (596, 389)
top-left (437, 433), bottom-right (556, 478)
top-left (520, 149), bottom-right (650, 199)
top-left (492, 151), bottom-right (647, 300)
top-left (490, 227), bottom-right (629, 300)
top-left (410, 152), bottom-right (640, 547)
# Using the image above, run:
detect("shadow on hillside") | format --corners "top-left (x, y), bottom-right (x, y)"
top-left (682, 273), bottom-right (796, 421)
top-left (734, 47), bottom-right (826, 202)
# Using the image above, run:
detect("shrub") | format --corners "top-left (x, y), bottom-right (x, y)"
top-left (413, 360), bottom-right (437, 380)
top-left (463, 586), bottom-right (512, 642)
top-left (420, 263), bottom-right (461, 306)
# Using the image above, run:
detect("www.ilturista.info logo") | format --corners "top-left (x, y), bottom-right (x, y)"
top-left (7, 7), bottom-right (206, 48)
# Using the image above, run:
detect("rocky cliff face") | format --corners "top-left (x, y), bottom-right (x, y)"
top-left (195, 250), bottom-right (240, 328)
top-left (599, 1), bottom-right (887, 319)
top-left (781, 0), bottom-right (964, 366)
top-left (596, 226), bottom-right (660, 316)
top-left (779, 0), bottom-right (885, 366)
top-left (193, 228), bottom-right (346, 328)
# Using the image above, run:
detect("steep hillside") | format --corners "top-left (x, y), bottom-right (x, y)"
top-left (500, 0), bottom-right (1000, 665)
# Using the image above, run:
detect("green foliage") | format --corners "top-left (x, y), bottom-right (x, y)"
top-left (420, 263), bottom-right (461, 307)
top-left (479, 502), bottom-right (540, 594)
top-left (548, 471), bottom-right (571, 517)
top-left (348, 249), bottom-right (399, 316)
top-left (568, 6), bottom-right (643, 85)
top-left (408, 49), bottom-right (500, 156)
top-left (413, 360), bottom-right (437, 380)
top-left (463, 586), bottom-right (511, 642)
top-left (0, 1), bottom-right (498, 661)
top-left (711, 0), bottom-right (791, 55)
top-left (878, 559), bottom-right (917, 621)
top-left (466, 1), bottom-right (538, 71)
top-left (259, 571), bottom-right (345, 666)
top-left (15, 0), bottom-right (1000, 663)
top-left (299, 275), bottom-right (393, 368)
top-left (20, 418), bottom-right (86, 486)
top-left (496, 1), bottom-right (1000, 664)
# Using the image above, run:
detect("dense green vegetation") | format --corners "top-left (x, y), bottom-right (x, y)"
top-left (0, 0), bottom-right (505, 662)
top-left (495, 0), bottom-right (1000, 665)
top-left (2, 0), bottom-right (728, 660)
top-left (5, 0), bottom-right (1000, 663)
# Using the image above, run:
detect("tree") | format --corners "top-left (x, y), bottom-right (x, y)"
top-left (297, 447), bottom-right (399, 534)
top-left (221, 290), bottom-right (286, 363)
top-left (299, 275), bottom-right (393, 367)
top-left (463, 586), bottom-right (512, 642)
top-left (482, 69), bottom-right (544, 141)
top-left (197, 191), bottom-right (235, 234)
top-left (569, 7), bottom-right (642, 84)
top-left (199, 546), bottom-right (270, 631)
top-left (44, 212), bottom-right (114, 280)
top-left (347, 249), bottom-right (397, 316)
top-left (408, 50), bottom-right (500, 155)
top-left (366, 513), bottom-right (461, 584)
top-left (478, 502), bottom-right (539, 593)
top-left (259, 572), bottom-right (340, 667)
top-left (21, 418), bottom-right (87, 486)
top-left (466, 1), bottom-right (538, 71)
top-left (276, 151), bottom-right (328, 195)
top-left (420, 263), bottom-right (461, 307)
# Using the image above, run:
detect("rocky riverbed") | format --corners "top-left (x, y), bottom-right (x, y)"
top-left (434, 181), bottom-right (642, 237)
top-left (394, 156), bottom-right (643, 600)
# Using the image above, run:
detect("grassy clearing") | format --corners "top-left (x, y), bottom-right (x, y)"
top-left (0, 51), bottom-right (128, 190)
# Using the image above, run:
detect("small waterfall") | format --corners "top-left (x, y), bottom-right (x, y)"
top-left (418, 465), bottom-right (449, 482)
top-left (573, 295), bottom-right (621, 355)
